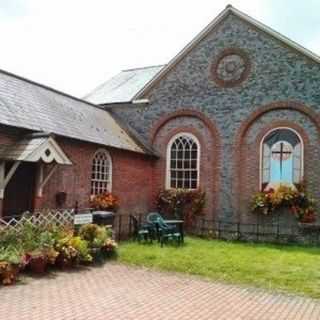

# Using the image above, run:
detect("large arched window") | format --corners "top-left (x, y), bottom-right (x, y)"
top-left (91, 149), bottom-right (112, 195)
top-left (261, 128), bottom-right (303, 189)
top-left (166, 133), bottom-right (200, 189)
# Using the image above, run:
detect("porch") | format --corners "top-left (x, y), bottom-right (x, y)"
top-left (0, 132), bottom-right (71, 217)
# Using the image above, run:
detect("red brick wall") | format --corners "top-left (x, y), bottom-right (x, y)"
top-left (0, 127), bottom-right (154, 216)
top-left (235, 103), bottom-right (320, 223)
top-left (41, 137), bottom-right (154, 215)
top-left (150, 110), bottom-right (222, 219)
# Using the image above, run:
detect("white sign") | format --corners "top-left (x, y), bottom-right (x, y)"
top-left (74, 213), bottom-right (93, 225)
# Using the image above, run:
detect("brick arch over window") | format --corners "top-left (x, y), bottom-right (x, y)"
top-left (150, 109), bottom-right (221, 218)
top-left (234, 101), bottom-right (320, 221)
top-left (258, 124), bottom-right (306, 189)
top-left (150, 109), bottom-right (222, 149)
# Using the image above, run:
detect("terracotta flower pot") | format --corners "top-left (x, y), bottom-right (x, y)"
top-left (29, 256), bottom-right (48, 274)
top-left (0, 262), bottom-right (20, 285)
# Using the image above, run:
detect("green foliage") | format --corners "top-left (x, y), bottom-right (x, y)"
top-left (120, 237), bottom-right (320, 298)
top-left (79, 224), bottom-right (111, 248)
top-left (69, 236), bottom-right (92, 262)
top-left (0, 229), bottom-right (20, 248)
top-left (0, 246), bottom-right (23, 265)
top-left (252, 184), bottom-right (316, 222)
top-left (157, 189), bottom-right (206, 226)
top-left (0, 221), bottom-right (116, 285)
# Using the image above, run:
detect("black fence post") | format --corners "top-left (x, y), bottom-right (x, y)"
top-left (201, 218), bottom-right (205, 236)
top-left (138, 213), bottom-right (142, 226)
top-left (118, 214), bottom-right (122, 242)
top-left (128, 215), bottom-right (132, 238)
top-left (217, 221), bottom-right (221, 239)
top-left (237, 222), bottom-right (240, 240)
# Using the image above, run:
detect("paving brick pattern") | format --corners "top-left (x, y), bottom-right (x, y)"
top-left (1, 263), bottom-right (320, 320)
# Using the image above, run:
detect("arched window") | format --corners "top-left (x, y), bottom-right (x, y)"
top-left (91, 149), bottom-right (112, 195)
top-left (166, 133), bottom-right (200, 189)
top-left (261, 128), bottom-right (303, 189)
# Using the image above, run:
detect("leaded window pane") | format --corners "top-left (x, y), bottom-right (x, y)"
top-left (91, 149), bottom-right (112, 195)
top-left (168, 134), bottom-right (199, 190)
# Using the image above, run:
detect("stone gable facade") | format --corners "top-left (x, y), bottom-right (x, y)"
top-left (111, 13), bottom-right (320, 222)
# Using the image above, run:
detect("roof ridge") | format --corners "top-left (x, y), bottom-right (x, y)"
top-left (0, 67), bottom-right (100, 109)
top-left (133, 5), bottom-right (320, 100)
top-left (122, 65), bottom-right (165, 72)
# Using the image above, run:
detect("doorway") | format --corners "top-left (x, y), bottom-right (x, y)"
top-left (3, 162), bottom-right (37, 217)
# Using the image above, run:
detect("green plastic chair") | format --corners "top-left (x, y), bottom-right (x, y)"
top-left (130, 215), bottom-right (154, 243)
top-left (147, 212), bottom-right (177, 242)
top-left (155, 216), bottom-right (182, 247)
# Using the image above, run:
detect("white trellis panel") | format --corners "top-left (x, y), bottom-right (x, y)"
top-left (0, 209), bottom-right (75, 232)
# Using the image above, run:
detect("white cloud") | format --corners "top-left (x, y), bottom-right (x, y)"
top-left (0, 0), bottom-right (317, 97)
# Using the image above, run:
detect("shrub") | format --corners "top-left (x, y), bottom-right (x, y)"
top-left (157, 189), bottom-right (206, 227)
top-left (78, 224), bottom-right (111, 248)
top-left (69, 237), bottom-right (92, 263)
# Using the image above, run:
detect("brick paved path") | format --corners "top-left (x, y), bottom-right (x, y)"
top-left (1, 263), bottom-right (320, 320)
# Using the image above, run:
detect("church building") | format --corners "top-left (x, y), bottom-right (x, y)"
top-left (1, 6), bottom-right (320, 224)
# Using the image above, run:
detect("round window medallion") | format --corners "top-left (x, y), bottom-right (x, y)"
top-left (211, 48), bottom-right (250, 88)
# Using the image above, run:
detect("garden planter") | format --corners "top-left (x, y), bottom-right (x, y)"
top-left (0, 262), bottom-right (20, 285)
top-left (89, 248), bottom-right (102, 262)
top-left (299, 213), bottom-right (316, 224)
top-left (55, 254), bottom-right (74, 269)
top-left (28, 256), bottom-right (48, 274)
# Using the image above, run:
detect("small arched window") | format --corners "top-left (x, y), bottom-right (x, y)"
top-left (261, 128), bottom-right (303, 189)
top-left (166, 133), bottom-right (200, 190)
top-left (91, 149), bottom-right (112, 195)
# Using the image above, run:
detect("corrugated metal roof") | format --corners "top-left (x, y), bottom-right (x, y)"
top-left (84, 65), bottom-right (164, 104)
top-left (0, 69), bottom-right (146, 154)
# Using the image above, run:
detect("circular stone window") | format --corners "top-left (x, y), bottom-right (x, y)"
top-left (211, 48), bottom-right (250, 88)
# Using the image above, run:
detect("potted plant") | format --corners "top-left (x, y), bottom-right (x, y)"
top-left (45, 247), bottom-right (59, 266)
top-left (90, 192), bottom-right (119, 212)
top-left (0, 246), bottom-right (23, 285)
top-left (101, 239), bottom-right (118, 258)
top-left (56, 192), bottom-right (67, 207)
top-left (27, 250), bottom-right (48, 274)
top-left (79, 224), bottom-right (113, 261)
top-left (55, 232), bottom-right (79, 269)
top-left (69, 236), bottom-right (92, 264)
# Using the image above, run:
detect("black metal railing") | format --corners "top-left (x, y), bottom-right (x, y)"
top-left (113, 213), bottom-right (320, 246)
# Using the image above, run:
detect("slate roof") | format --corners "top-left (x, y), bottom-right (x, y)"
top-left (0, 69), bottom-right (146, 154)
top-left (84, 65), bottom-right (164, 104)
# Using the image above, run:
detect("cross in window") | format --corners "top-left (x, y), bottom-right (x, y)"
top-left (271, 142), bottom-right (292, 180)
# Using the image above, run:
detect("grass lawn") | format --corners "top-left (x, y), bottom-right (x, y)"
top-left (119, 237), bottom-right (320, 298)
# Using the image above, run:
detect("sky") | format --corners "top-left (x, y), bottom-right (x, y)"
top-left (0, 0), bottom-right (319, 98)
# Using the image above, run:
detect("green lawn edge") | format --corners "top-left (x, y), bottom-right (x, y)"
top-left (118, 236), bottom-right (320, 299)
